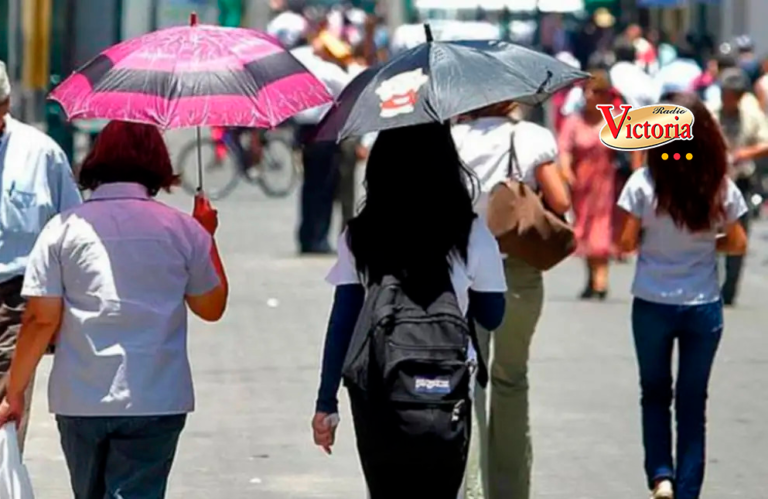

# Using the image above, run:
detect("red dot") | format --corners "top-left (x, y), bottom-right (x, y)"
top-left (674, 153), bottom-right (681, 160)
top-left (675, 116), bottom-right (679, 120)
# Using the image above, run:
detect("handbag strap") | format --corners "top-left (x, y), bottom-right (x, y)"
top-left (507, 124), bottom-right (524, 181)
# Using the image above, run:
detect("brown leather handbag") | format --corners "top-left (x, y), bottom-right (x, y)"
top-left (486, 130), bottom-right (576, 271)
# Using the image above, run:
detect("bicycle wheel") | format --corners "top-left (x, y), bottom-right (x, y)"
top-left (177, 138), bottom-right (241, 200)
top-left (253, 135), bottom-right (300, 198)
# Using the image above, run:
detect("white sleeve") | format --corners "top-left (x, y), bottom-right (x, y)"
top-left (326, 232), bottom-right (361, 286)
top-left (22, 216), bottom-right (65, 298)
top-left (468, 221), bottom-right (507, 293)
top-left (724, 178), bottom-right (749, 223)
top-left (514, 124), bottom-right (558, 184)
top-left (617, 168), bottom-right (648, 217)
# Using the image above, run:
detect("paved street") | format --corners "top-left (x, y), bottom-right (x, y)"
top-left (20, 131), bottom-right (768, 498)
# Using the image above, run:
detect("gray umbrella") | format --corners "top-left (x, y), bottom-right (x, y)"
top-left (314, 25), bottom-right (590, 143)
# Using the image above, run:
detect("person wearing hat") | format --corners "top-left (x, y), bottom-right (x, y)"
top-left (0, 60), bottom-right (82, 453)
top-left (709, 67), bottom-right (768, 305)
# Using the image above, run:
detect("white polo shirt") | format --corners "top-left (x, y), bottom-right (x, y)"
top-left (22, 183), bottom-right (220, 416)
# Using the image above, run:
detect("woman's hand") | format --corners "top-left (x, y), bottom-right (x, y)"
top-left (0, 393), bottom-right (25, 428)
top-left (193, 193), bottom-right (219, 236)
top-left (312, 412), bottom-right (338, 455)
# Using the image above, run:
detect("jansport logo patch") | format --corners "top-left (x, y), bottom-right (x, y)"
top-left (414, 377), bottom-right (451, 394)
top-left (375, 69), bottom-right (429, 118)
top-left (598, 104), bottom-right (694, 151)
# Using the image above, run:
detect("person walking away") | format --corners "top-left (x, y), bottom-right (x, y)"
top-left (734, 35), bottom-right (761, 87)
top-left (559, 70), bottom-right (618, 299)
top-left (452, 102), bottom-right (571, 499)
top-left (654, 43), bottom-right (702, 100)
top-left (708, 68), bottom-right (768, 305)
top-left (311, 123), bottom-right (507, 499)
top-left (292, 31), bottom-right (352, 254)
top-left (624, 24), bottom-right (659, 75)
top-left (616, 93), bottom-right (748, 499)
top-left (0, 61), bottom-right (82, 454)
top-left (0, 121), bottom-right (228, 499)
top-left (610, 40), bottom-right (659, 108)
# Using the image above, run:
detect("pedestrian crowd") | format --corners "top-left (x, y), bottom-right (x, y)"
top-left (0, 3), bottom-right (760, 499)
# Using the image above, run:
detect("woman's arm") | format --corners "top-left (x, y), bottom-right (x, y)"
top-left (616, 209), bottom-right (642, 253)
top-left (468, 290), bottom-right (506, 331)
top-left (316, 284), bottom-right (366, 414)
top-left (716, 220), bottom-right (748, 255)
top-left (186, 239), bottom-right (228, 322)
top-left (557, 117), bottom-right (577, 186)
top-left (535, 161), bottom-right (572, 215)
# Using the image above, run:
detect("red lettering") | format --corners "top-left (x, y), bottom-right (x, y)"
top-left (664, 123), bottom-right (675, 138)
top-left (680, 124), bottom-right (692, 139)
top-left (596, 104), bottom-right (632, 139)
top-left (625, 123), bottom-right (632, 139)
top-left (644, 122), bottom-right (651, 138)
top-left (651, 124), bottom-right (663, 139)
top-left (633, 123), bottom-right (644, 138)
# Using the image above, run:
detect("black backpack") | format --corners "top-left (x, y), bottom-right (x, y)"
top-left (341, 274), bottom-right (487, 497)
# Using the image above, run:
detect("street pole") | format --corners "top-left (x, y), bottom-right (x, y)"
top-left (150, 0), bottom-right (159, 31)
top-left (45, 0), bottom-right (75, 163)
top-left (8, 0), bottom-right (19, 83)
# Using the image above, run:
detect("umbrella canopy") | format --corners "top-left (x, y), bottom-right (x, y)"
top-left (314, 27), bottom-right (589, 142)
top-left (49, 16), bottom-right (332, 130)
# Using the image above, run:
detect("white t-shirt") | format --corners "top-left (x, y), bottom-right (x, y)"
top-left (326, 218), bottom-right (507, 316)
top-left (452, 118), bottom-right (558, 218)
top-left (618, 168), bottom-right (748, 305)
top-left (609, 61), bottom-right (659, 108)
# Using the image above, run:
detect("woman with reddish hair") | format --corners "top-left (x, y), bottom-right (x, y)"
top-left (617, 93), bottom-right (747, 499)
top-left (559, 69), bottom-right (620, 299)
top-left (0, 120), bottom-right (229, 499)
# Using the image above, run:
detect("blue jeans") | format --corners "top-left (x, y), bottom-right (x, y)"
top-left (632, 298), bottom-right (723, 499)
top-left (57, 415), bottom-right (187, 499)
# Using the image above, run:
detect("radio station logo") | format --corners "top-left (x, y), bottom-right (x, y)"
top-left (597, 104), bottom-right (695, 151)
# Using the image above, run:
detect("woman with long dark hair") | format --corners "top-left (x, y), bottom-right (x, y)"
top-left (617, 93), bottom-right (748, 499)
top-left (310, 122), bottom-right (507, 498)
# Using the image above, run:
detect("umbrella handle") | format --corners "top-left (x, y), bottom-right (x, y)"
top-left (196, 126), bottom-right (203, 192)
top-left (424, 23), bottom-right (434, 43)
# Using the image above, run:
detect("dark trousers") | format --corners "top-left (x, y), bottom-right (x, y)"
top-left (722, 177), bottom-right (752, 303)
top-left (0, 276), bottom-right (35, 455)
top-left (631, 298), bottom-right (723, 499)
top-left (57, 415), bottom-right (187, 499)
top-left (298, 126), bottom-right (340, 253)
top-left (349, 388), bottom-right (469, 499)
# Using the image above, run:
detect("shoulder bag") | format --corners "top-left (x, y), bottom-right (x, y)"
top-left (485, 128), bottom-right (576, 271)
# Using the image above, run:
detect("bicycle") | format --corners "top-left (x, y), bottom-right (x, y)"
top-left (177, 126), bottom-right (301, 200)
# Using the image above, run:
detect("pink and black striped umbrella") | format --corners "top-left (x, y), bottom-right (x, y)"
top-left (49, 15), bottom-right (332, 130)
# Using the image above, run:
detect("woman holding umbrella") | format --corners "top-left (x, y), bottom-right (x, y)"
top-left (0, 121), bottom-right (228, 499)
top-left (309, 27), bottom-right (587, 498)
